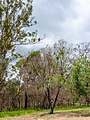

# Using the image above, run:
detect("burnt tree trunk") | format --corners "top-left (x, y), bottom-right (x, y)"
top-left (24, 90), bottom-right (28, 109)
top-left (47, 78), bottom-right (66, 114)
top-left (47, 86), bottom-right (61, 114)
top-left (50, 86), bottom-right (61, 114)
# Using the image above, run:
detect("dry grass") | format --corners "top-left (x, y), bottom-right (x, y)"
top-left (0, 109), bottom-right (90, 120)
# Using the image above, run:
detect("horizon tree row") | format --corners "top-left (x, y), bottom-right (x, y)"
top-left (1, 40), bottom-right (90, 113)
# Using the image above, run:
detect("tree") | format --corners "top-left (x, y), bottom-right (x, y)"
top-left (17, 40), bottom-right (72, 114)
top-left (0, 0), bottom-right (39, 110)
top-left (70, 43), bottom-right (90, 105)
top-left (0, 0), bottom-right (38, 58)
top-left (45, 40), bottom-right (72, 114)
top-left (2, 39), bottom-right (90, 111)
top-left (16, 51), bottom-right (42, 108)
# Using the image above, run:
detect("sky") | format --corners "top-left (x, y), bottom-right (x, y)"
top-left (16, 0), bottom-right (90, 55)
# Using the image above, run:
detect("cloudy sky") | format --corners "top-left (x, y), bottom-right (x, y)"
top-left (16, 0), bottom-right (90, 55)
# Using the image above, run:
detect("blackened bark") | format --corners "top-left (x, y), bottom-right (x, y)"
top-left (86, 95), bottom-right (90, 106)
top-left (52, 86), bottom-right (61, 110)
top-left (50, 86), bottom-right (61, 114)
top-left (24, 91), bottom-right (28, 109)
top-left (47, 87), bottom-right (57, 114)
top-left (48, 79), bottom-right (66, 114)
top-left (47, 87), bottom-right (54, 114)
top-left (42, 93), bottom-right (47, 108)
top-left (47, 87), bottom-right (51, 108)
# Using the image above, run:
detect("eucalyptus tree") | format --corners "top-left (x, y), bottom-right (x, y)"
top-left (70, 43), bottom-right (90, 105)
top-left (46, 40), bottom-right (72, 114)
top-left (16, 51), bottom-right (42, 108)
top-left (0, 0), bottom-right (40, 110)
top-left (15, 40), bottom-right (73, 113)
top-left (6, 78), bottom-right (21, 109)
top-left (25, 40), bottom-right (72, 114)
top-left (0, 0), bottom-right (38, 57)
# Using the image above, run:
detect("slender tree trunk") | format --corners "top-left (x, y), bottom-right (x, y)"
top-left (72, 98), bottom-right (75, 106)
top-left (24, 91), bottom-right (28, 109)
top-left (47, 78), bottom-right (66, 114)
top-left (42, 93), bottom-right (47, 109)
top-left (46, 87), bottom-right (53, 113)
top-left (18, 97), bottom-right (21, 108)
top-left (85, 95), bottom-right (89, 106)
top-left (50, 105), bottom-right (54, 114)
top-left (47, 87), bottom-right (51, 108)
top-left (47, 86), bottom-right (61, 114)
top-left (0, 100), bottom-right (3, 112)
top-left (50, 86), bottom-right (61, 114)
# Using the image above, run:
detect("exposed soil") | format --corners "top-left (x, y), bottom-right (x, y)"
top-left (0, 110), bottom-right (90, 120)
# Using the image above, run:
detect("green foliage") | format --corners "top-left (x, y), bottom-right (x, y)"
top-left (1, 39), bottom-right (90, 114)
top-left (29, 51), bottom-right (40, 58)
top-left (0, 0), bottom-right (37, 59)
top-left (16, 58), bottom-right (26, 68)
top-left (70, 54), bottom-right (90, 98)
top-left (0, 0), bottom-right (38, 96)
top-left (56, 50), bottom-right (64, 60)
top-left (58, 75), bottom-right (64, 83)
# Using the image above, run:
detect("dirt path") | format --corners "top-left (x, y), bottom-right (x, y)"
top-left (0, 110), bottom-right (90, 120)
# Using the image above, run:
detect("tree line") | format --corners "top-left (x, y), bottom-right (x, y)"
top-left (0, 0), bottom-right (90, 114)
top-left (0, 40), bottom-right (90, 114)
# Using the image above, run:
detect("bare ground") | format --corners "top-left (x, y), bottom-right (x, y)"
top-left (0, 109), bottom-right (90, 120)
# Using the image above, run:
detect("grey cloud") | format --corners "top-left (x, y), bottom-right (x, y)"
top-left (83, 17), bottom-right (90, 32)
top-left (32, 0), bottom-right (73, 33)
top-left (32, 0), bottom-right (80, 39)
top-left (16, 0), bottom-right (90, 55)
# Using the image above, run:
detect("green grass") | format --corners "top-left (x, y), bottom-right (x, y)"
top-left (0, 108), bottom-right (46, 118)
top-left (0, 106), bottom-right (90, 118)
top-left (55, 105), bottom-right (90, 111)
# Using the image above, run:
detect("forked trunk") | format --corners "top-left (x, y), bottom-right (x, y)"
top-left (50, 86), bottom-right (61, 114)
top-left (47, 86), bottom-right (61, 114)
